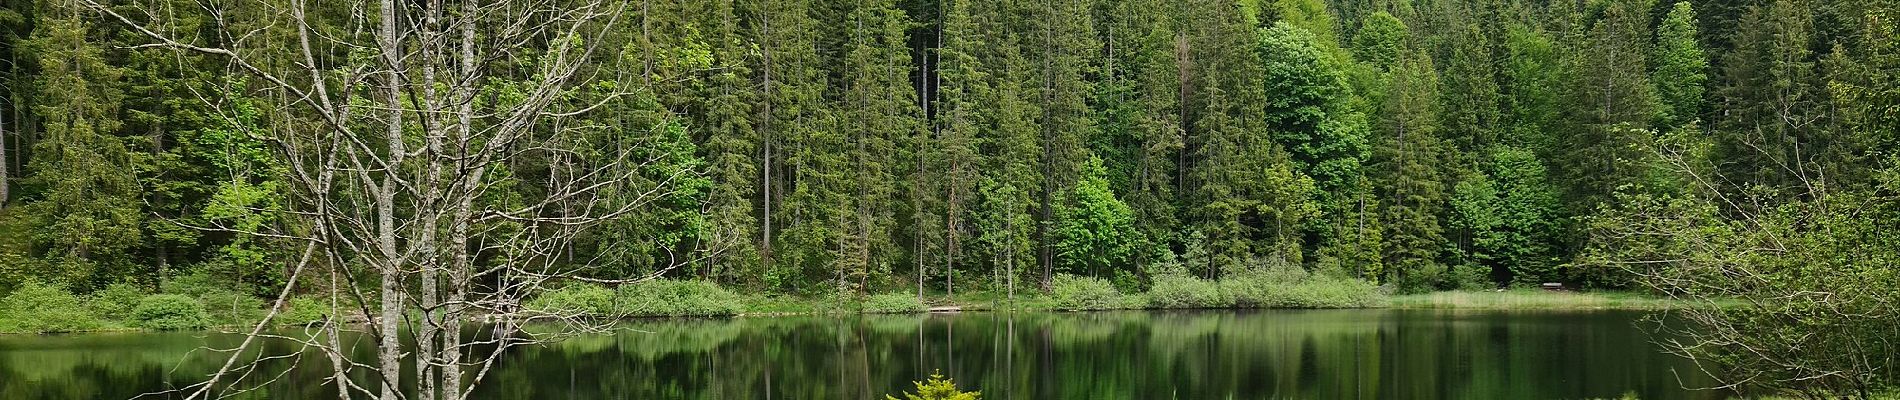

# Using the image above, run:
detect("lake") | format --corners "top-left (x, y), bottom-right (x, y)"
top-left (0, 309), bottom-right (1725, 399)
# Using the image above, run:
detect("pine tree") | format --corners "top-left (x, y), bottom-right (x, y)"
top-left (1094, 0), bottom-right (1183, 254)
top-left (929, 0), bottom-right (986, 296)
top-left (1651, 1), bottom-right (1709, 130)
top-left (1433, 0), bottom-right (1503, 160)
top-left (1501, 24), bottom-right (1562, 153)
top-left (1029, 0), bottom-right (1101, 286)
top-left (696, 0), bottom-right (764, 282)
top-left (748, 0), bottom-right (830, 289)
top-left (21, 10), bottom-right (142, 287)
top-left (1557, 0), bottom-right (1659, 208)
top-left (833, 1), bottom-right (919, 293)
top-left (1372, 50), bottom-right (1448, 288)
top-left (1715, 0), bottom-right (1825, 200)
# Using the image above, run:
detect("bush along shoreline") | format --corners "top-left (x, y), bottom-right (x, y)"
top-left (2, 274), bottom-right (1688, 334)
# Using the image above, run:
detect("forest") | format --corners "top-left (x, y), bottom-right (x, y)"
top-left (0, 0), bottom-right (1896, 396)
top-left (1, 0), bottom-right (1893, 297)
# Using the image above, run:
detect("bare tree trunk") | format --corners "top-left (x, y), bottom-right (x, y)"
top-left (1, 107), bottom-right (8, 209)
top-left (374, 1), bottom-right (407, 398)
top-left (760, 13), bottom-right (775, 275)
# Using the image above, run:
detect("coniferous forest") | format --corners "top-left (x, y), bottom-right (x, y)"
top-left (3, 0), bottom-right (1894, 297)
top-left (0, 0), bottom-right (1897, 396)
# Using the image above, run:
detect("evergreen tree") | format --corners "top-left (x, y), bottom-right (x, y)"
top-left (928, 0), bottom-right (986, 296)
top-left (834, 1), bottom-right (919, 293)
top-left (1372, 50), bottom-right (1448, 288)
top-left (1715, 0), bottom-right (1826, 200)
top-left (1030, 0), bottom-right (1101, 286)
top-left (1501, 24), bottom-right (1562, 153)
top-left (20, 9), bottom-right (142, 287)
top-left (696, 0), bottom-right (764, 283)
top-left (1094, 0), bottom-right (1183, 256)
top-left (1651, 1), bottom-right (1709, 130)
top-left (1557, 0), bottom-right (1659, 208)
top-left (747, 0), bottom-right (831, 289)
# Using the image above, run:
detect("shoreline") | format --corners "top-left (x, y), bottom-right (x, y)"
top-left (0, 289), bottom-right (1697, 335)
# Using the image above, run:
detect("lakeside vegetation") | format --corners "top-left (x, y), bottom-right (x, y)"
top-left (0, 0), bottom-right (1894, 396)
top-left (3, 274), bottom-right (1699, 334)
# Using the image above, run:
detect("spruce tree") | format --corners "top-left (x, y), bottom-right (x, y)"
top-left (21, 10), bottom-right (142, 286)
top-left (1651, 1), bottom-right (1709, 130)
top-left (1372, 50), bottom-right (1448, 289)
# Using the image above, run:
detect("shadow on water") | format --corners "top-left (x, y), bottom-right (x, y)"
top-left (0, 309), bottom-right (1726, 399)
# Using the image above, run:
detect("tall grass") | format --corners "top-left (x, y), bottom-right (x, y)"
top-left (1386, 289), bottom-right (1685, 310)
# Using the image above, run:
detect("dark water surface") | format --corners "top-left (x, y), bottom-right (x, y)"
top-left (0, 309), bottom-right (1725, 399)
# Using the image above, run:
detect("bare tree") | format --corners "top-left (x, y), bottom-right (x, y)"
top-left (83, 0), bottom-right (693, 399)
top-left (1587, 128), bottom-right (1900, 399)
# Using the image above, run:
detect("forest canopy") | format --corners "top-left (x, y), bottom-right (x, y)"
top-left (0, 0), bottom-right (1892, 296)
top-left (1, 0), bottom-right (1897, 396)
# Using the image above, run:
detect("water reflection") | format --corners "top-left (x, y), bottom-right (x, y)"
top-left (0, 310), bottom-right (1723, 399)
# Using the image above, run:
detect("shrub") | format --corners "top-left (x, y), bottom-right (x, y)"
top-left (886, 371), bottom-right (980, 400)
top-left (616, 279), bottom-right (744, 317)
top-left (1223, 268), bottom-right (1381, 308)
top-left (862, 293), bottom-right (926, 314)
top-left (1146, 275), bottom-right (1228, 309)
top-left (131, 294), bottom-right (212, 330)
top-left (162, 272), bottom-right (267, 325)
top-left (276, 296), bottom-right (333, 326)
top-left (528, 283), bottom-right (616, 315)
top-left (0, 280), bottom-right (105, 333)
top-left (1443, 264), bottom-right (1495, 291)
top-left (87, 282), bottom-right (148, 321)
top-left (196, 290), bottom-right (267, 326)
top-left (1277, 276), bottom-right (1381, 308)
top-left (1048, 274), bottom-right (1125, 311)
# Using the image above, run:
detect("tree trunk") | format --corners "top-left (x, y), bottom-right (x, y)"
top-left (1, 107), bottom-right (9, 209)
top-left (375, 1), bottom-right (406, 398)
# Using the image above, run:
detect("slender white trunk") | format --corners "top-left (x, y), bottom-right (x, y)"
top-left (375, 1), bottom-right (406, 398)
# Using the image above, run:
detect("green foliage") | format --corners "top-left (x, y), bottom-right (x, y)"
top-left (615, 280), bottom-right (744, 317)
top-left (1052, 156), bottom-right (1141, 277)
top-left (1222, 261), bottom-right (1381, 308)
top-left (861, 293), bottom-right (925, 314)
top-left (1351, 12), bottom-right (1409, 69)
top-left (1258, 23), bottom-right (1370, 199)
top-left (0, 280), bottom-right (104, 333)
top-left (1145, 274), bottom-right (1227, 309)
top-left (528, 283), bottom-right (618, 315)
top-left (85, 282), bottom-right (146, 321)
top-left (130, 294), bottom-right (210, 331)
top-left (1047, 274), bottom-right (1126, 311)
top-left (1372, 50), bottom-right (1447, 286)
top-left (276, 296), bottom-right (331, 326)
top-left (1452, 147), bottom-right (1566, 285)
top-left (162, 272), bottom-right (262, 326)
top-left (19, 13), bottom-right (144, 288)
top-left (885, 371), bottom-right (980, 400)
top-left (1651, 2), bottom-right (1709, 128)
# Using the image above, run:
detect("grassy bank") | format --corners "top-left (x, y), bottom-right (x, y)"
top-left (1387, 289), bottom-right (1692, 310)
top-left (5, 276), bottom-right (1692, 334)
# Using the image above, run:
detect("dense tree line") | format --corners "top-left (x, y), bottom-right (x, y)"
top-left (0, 0), bottom-right (1895, 301)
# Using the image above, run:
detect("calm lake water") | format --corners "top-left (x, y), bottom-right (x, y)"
top-left (0, 309), bottom-right (1725, 399)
